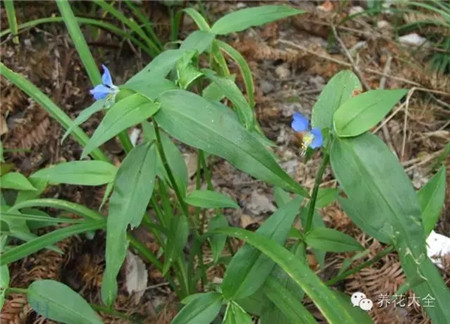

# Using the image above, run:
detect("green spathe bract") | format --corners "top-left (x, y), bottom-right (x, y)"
top-left (333, 89), bottom-right (407, 137)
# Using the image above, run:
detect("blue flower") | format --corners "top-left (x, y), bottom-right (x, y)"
top-left (291, 112), bottom-right (323, 151)
top-left (90, 65), bottom-right (119, 101)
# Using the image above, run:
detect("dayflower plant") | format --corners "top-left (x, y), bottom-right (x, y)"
top-left (90, 64), bottom-right (119, 107)
top-left (291, 112), bottom-right (323, 154)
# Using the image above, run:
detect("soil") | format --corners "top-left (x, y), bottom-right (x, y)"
top-left (1, 1), bottom-right (449, 323)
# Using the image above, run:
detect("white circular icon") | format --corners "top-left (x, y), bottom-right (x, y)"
top-left (351, 292), bottom-right (366, 307)
top-left (359, 298), bottom-right (373, 311)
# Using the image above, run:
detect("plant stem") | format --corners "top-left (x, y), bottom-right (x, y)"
top-left (304, 154), bottom-right (329, 233)
top-left (118, 131), bottom-right (133, 154)
top-left (152, 121), bottom-right (191, 297)
top-left (127, 234), bottom-right (162, 271)
top-left (6, 287), bottom-right (27, 294)
top-left (326, 245), bottom-right (394, 286)
top-left (152, 122), bottom-right (189, 218)
top-left (91, 303), bottom-right (138, 322)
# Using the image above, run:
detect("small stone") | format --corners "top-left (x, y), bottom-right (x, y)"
top-left (349, 6), bottom-right (364, 15)
top-left (399, 33), bottom-right (428, 47)
top-left (260, 80), bottom-right (275, 94)
top-left (377, 20), bottom-right (390, 29)
top-left (275, 64), bottom-right (291, 80)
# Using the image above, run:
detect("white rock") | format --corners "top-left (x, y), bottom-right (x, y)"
top-left (377, 20), bottom-right (390, 29)
top-left (275, 64), bottom-right (291, 80)
top-left (399, 33), bottom-right (427, 47)
top-left (349, 6), bottom-right (364, 15)
top-left (426, 231), bottom-right (450, 269)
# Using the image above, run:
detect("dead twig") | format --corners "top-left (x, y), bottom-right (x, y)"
top-left (279, 39), bottom-right (450, 92)
top-left (331, 25), bottom-right (371, 91)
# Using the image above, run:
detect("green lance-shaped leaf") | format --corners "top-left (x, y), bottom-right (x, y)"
top-left (62, 100), bottom-right (105, 143)
top-left (142, 122), bottom-right (188, 197)
top-left (185, 190), bottom-right (239, 209)
top-left (330, 133), bottom-right (423, 247)
top-left (127, 49), bottom-right (185, 84)
top-left (211, 227), bottom-right (361, 324)
top-left (311, 70), bottom-right (361, 130)
top-left (155, 90), bottom-right (307, 196)
top-left (172, 292), bottom-right (223, 324)
top-left (101, 142), bottom-right (157, 306)
top-left (210, 5), bottom-right (304, 35)
top-left (180, 30), bottom-right (215, 53)
top-left (418, 165), bottom-right (446, 236)
top-left (262, 277), bottom-right (317, 324)
top-left (31, 161), bottom-right (117, 186)
top-left (315, 188), bottom-right (339, 209)
top-left (0, 220), bottom-right (104, 265)
top-left (216, 40), bottom-right (255, 108)
top-left (82, 94), bottom-right (160, 158)
top-left (208, 213), bottom-right (228, 263)
top-left (183, 8), bottom-right (211, 31)
top-left (300, 207), bottom-right (326, 269)
top-left (15, 178), bottom-right (47, 204)
top-left (305, 228), bottom-right (364, 252)
top-left (0, 264), bottom-right (9, 309)
top-left (121, 78), bottom-right (177, 101)
top-left (261, 242), bottom-right (307, 323)
top-left (163, 215), bottom-right (189, 275)
top-left (221, 196), bottom-right (302, 300)
top-left (330, 133), bottom-right (450, 323)
top-left (28, 280), bottom-right (102, 324)
top-left (203, 69), bottom-right (254, 129)
top-left (1, 172), bottom-right (36, 191)
top-left (333, 89), bottom-right (407, 137)
top-left (223, 301), bottom-right (253, 324)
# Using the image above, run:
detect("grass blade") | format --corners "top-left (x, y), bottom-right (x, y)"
top-left (216, 40), bottom-right (255, 108)
top-left (0, 221), bottom-right (105, 265)
top-left (56, 0), bottom-right (102, 85)
top-left (0, 63), bottom-right (108, 162)
top-left (4, 0), bottom-right (19, 44)
top-left (10, 198), bottom-right (103, 221)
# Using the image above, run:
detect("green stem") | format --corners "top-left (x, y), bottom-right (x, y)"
top-left (152, 122), bottom-right (191, 297)
top-left (304, 154), bottom-right (329, 233)
top-left (127, 234), bottom-right (163, 272)
top-left (118, 131), bottom-right (133, 154)
top-left (326, 245), bottom-right (394, 286)
top-left (4, 0), bottom-right (18, 44)
top-left (153, 122), bottom-right (189, 218)
top-left (6, 287), bottom-right (28, 294)
top-left (91, 304), bottom-right (137, 322)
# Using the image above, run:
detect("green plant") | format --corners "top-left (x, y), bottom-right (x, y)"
top-left (1, 2), bottom-right (449, 324)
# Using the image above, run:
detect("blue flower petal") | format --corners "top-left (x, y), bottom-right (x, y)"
top-left (310, 128), bottom-right (323, 149)
top-left (291, 112), bottom-right (309, 132)
top-left (101, 64), bottom-right (114, 87)
top-left (90, 84), bottom-right (112, 100)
